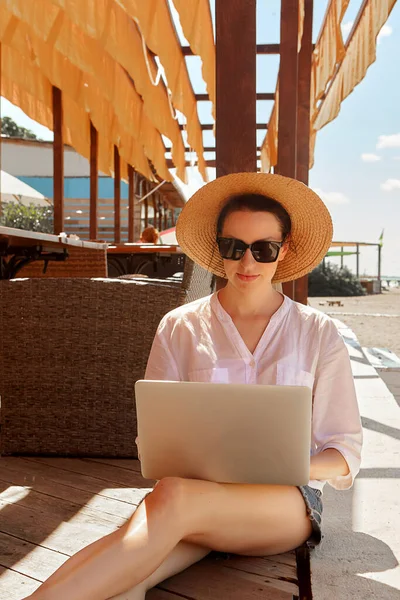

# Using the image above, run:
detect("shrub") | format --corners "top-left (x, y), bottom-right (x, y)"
top-left (308, 262), bottom-right (366, 297)
top-left (0, 202), bottom-right (54, 234)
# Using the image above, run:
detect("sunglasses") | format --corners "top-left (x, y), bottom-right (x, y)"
top-left (216, 237), bottom-right (284, 263)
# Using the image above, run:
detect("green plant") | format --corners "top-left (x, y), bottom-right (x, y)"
top-left (308, 262), bottom-right (366, 297)
top-left (0, 202), bottom-right (54, 233)
top-left (1, 115), bottom-right (38, 139)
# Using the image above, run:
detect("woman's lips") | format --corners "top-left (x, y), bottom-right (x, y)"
top-left (237, 273), bottom-right (259, 282)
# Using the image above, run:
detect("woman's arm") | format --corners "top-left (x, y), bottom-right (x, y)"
top-left (311, 320), bottom-right (363, 489)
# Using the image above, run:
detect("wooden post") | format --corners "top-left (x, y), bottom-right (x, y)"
top-left (152, 194), bottom-right (157, 228)
top-left (158, 198), bottom-right (163, 232)
top-left (216, 0), bottom-right (256, 176)
top-left (163, 202), bottom-right (168, 230)
top-left (52, 86), bottom-right (64, 234)
top-left (114, 145), bottom-right (121, 243)
top-left (293, 0), bottom-right (313, 305)
top-left (89, 122), bottom-right (98, 240)
top-left (128, 165), bottom-right (135, 242)
top-left (277, 0), bottom-right (299, 299)
top-left (144, 181), bottom-right (149, 228)
top-left (215, 0), bottom-right (256, 290)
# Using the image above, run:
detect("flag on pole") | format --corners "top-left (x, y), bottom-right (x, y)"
top-left (379, 229), bottom-right (384, 246)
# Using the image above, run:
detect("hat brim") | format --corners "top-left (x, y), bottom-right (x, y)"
top-left (176, 172), bottom-right (333, 284)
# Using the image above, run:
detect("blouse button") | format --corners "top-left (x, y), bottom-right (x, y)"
top-left (249, 359), bottom-right (255, 368)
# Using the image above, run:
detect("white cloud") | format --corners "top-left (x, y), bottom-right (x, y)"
top-left (377, 24), bottom-right (393, 44)
top-left (341, 21), bottom-right (353, 38)
top-left (314, 188), bottom-right (350, 205)
top-left (376, 133), bottom-right (400, 149)
top-left (392, 156), bottom-right (400, 161)
top-left (381, 179), bottom-right (400, 192)
top-left (361, 153), bottom-right (381, 162)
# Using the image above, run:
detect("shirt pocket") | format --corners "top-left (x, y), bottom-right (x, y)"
top-left (187, 367), bottom-right (231, 383)
top-left (276, 363), bottom-right (314, 389)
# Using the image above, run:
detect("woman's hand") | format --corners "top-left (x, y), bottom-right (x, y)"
top-left (135, 436), bottom-right (141, 461)
top-left (310, 448), bottom-right (350, 480)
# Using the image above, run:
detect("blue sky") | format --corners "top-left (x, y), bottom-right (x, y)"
top-left (1, 1), bottom-right (399, 276)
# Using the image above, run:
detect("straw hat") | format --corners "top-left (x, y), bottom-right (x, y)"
top-left (176, 172), bottom-right (333, 283)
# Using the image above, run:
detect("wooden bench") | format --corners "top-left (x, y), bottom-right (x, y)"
top-left (0, 457), bottom-right (312, 600)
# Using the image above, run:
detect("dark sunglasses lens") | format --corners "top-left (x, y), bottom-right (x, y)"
top-left (217, 238), bottom-right (245, 260)
top-left (251, 241), bottom-right (280, 263)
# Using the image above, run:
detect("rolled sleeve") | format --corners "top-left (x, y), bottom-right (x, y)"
top-left (312, 321), bottom-right (363, 490)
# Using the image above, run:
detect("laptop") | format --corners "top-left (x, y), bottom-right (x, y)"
top-left (135, 380), bottom-right (312, 486)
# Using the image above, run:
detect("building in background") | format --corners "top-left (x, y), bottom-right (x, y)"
top-left (1, 137), bottom-right (182, 242)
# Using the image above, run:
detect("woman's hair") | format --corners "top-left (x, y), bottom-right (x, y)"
top-left (216, 193), bottom-right (292, 241)
top-left (140, 226), bottom-right (160, 244)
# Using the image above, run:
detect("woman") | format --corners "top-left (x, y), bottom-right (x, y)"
top-left (139, 226), bottom-right (160, 245)
top-left (26, 173), bottom-right (362, 600)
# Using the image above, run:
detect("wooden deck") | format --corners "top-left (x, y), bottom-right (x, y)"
top-left (0, 457), bottom-right (305, 599)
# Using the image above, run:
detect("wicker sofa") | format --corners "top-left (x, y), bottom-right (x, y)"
top-left (0, 259), bottom-right (214, 457)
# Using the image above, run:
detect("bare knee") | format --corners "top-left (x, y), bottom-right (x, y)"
top-left (132, 477), bottom-right (187, 525)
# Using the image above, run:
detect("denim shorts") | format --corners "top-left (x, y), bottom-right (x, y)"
top-left (298, 485), bottom-right (323, 547)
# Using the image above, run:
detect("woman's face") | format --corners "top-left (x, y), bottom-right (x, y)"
top-left (220, 210), bottom-right (289, 290)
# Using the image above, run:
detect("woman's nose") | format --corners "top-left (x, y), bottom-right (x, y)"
top-left (241, 248), bottom-right (256, 265)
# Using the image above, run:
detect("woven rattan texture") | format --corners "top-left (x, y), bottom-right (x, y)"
top-left (0, 260), bottom-right (214, 457)
top-left (17, 246), bottom-right (108, 279)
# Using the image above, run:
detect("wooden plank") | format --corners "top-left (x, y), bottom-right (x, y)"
top-left (0, 483), bottom-right (126, 528)
top-left (0, 500), bottom-right (116, 555)
top-left (0, 531), bottom-right (67, 581)
top-left (0, 458), bottom-right (148, 504)
top-left (159, 556), bottom-right (293, 599)
top-left (0, 566), bottom-right (40, 600)
top-left (89, 121), bottom-right (98, 240)
top-left (52, 86), bottom-right (64, 234)
top-left (84, 457), bottom-right (142, 473)
top-left (221, 555), bottom-right (298, 595)
top-left (128, 164), bottom-right (135, 242)
top-left (216, 0), bottom-right (257, 174)
top-left (114, 145), bottom-right (121, 243)
top-left (0, 463), bottom-right (137, 519)
top-left (24, 457), bottom-right (155, 489)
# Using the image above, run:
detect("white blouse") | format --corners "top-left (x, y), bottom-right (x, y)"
top-left (145, 292), bottom-right (363, 492)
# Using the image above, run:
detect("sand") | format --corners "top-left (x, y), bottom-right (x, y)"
top-left (308, 288), bottom-right (400, 358)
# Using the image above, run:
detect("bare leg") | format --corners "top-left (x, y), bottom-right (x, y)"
top-left (109, 541), bottom-right (210, 600)
top-left (26, 477), bottom-right (311, 600)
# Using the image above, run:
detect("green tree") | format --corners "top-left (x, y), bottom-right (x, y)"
top-left (1, 115), bottom-right (38, 140)
top-left (308, 263), bottom-right (366, 297)
top-left (0, 202), bottom-right (53, 233)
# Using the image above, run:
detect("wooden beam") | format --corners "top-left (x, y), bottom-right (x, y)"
top-left (128, 164), bottom-right (135, 242)
top-left (182, 43), bottom-right (280, 56)
top-left (113, 145), bottom-right (121, 243)
top-left (195, 92), bottom-right (275, 101)
top-left (179, 123), bottom-right (266, 131)
top-left (52, 86), bottom-right (64, 234)
top-left (89, 122), bottom-right (98, 240)
top-left (294, 0), bottom-right (313, 306)
top-left (216, 0), bottom-right (257, 177)
top-left (277, 0), bottom-right (299, 300)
